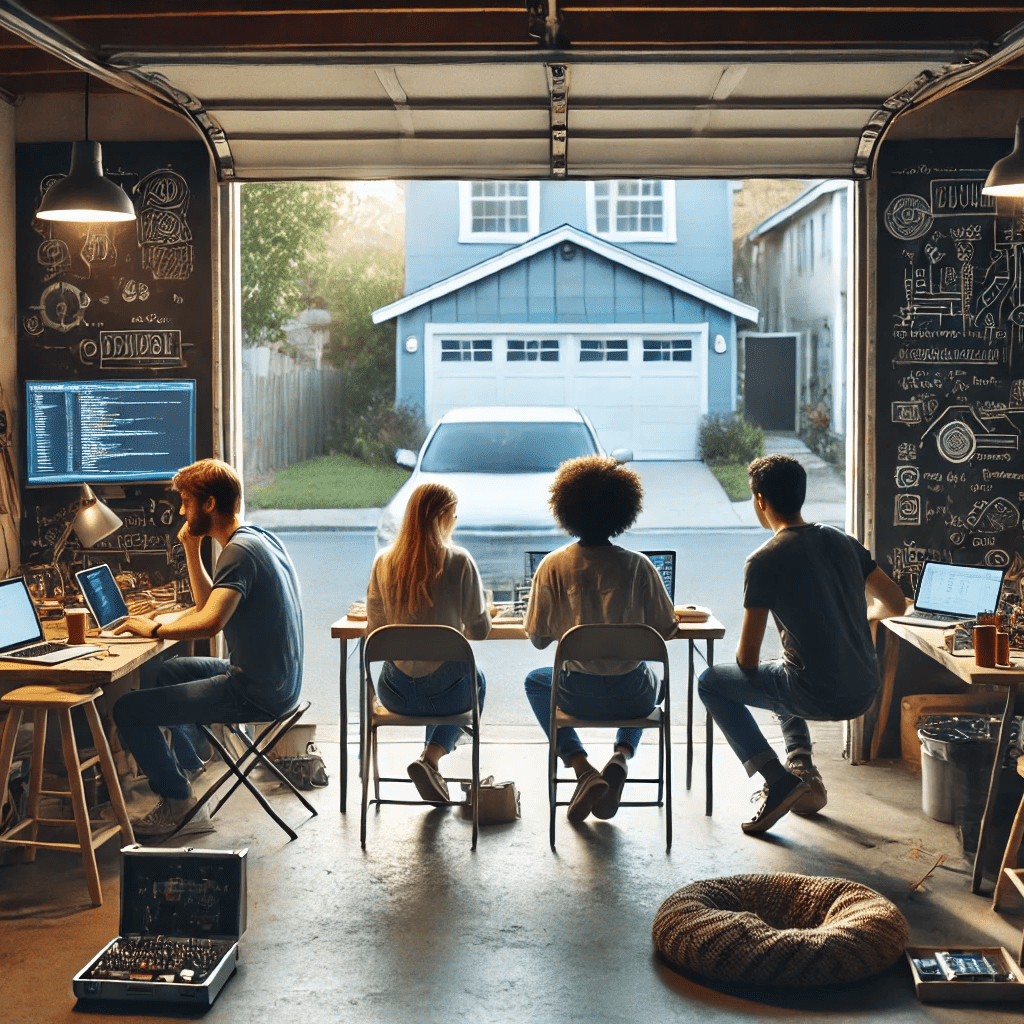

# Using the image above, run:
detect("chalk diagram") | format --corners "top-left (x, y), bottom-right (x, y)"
top-left (29, 281), bottom-right (90, 333)
top-left (134, 169), bottom-right (193, 280)
top-left (921, 406), bottom-right (1019, 464)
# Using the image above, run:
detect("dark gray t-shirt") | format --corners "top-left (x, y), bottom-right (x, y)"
top-left (744, 523), bottom-right (878, 719)
top-left (214, 524), bottom-right (303, 716)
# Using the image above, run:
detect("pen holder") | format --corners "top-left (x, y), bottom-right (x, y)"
top-left (974, 624), bottom-right (997, 668)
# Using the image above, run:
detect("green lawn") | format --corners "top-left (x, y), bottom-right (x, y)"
top-left (246, 454), bottom-right (409, 509)
top-left (709, 463), bottom-right (752, 503)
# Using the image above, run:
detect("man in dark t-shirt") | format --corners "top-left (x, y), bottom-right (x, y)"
top-left (698, 455), bottom-right (908, 835)
top-left (113, 458), bottom-right (303, 840)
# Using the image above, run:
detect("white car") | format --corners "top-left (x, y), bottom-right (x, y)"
top-left (375, 406), bottom-right (632, 585)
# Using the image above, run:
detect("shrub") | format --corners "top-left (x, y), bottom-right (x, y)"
top-left (697, 412), bottom-right (764, 467)
top-left (330, 390), bottom-right (426, 466)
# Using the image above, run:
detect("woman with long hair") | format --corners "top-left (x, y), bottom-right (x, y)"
top-left (365, 482), bottom-right (491, 801)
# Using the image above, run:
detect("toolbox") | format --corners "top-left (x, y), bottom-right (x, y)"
top-left (73, 844), bottom-right (247, 1007)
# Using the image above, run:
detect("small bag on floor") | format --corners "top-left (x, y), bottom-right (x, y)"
top-left (460, 775), bottom-right (520, 825)
top-left (272, 741), bottom-right (329, 790)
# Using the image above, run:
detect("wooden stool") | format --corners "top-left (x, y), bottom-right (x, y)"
top-left (0, 685), bottom-right (134, 907)
top-left (992, 755), bottom-right (1024, 913)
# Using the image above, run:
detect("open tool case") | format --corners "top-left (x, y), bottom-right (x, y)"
top-left (73, 845), bottom-right (247, 1007)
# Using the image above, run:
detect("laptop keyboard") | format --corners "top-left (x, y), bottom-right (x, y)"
top-left (910, 610), bottom-right (962, 622)
top-left (8, 641), bottom-right (66, 658)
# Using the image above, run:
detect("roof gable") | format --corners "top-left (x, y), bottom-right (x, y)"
top-left (373, 224), bottom-right (758, 324)
top-left (748, 179), bottom-right (851, 241)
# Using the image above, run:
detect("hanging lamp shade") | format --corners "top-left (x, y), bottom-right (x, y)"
top-left (36, 140), bottom-right (137, 222)
top-left (983, 119), bottom-right (1024, 198)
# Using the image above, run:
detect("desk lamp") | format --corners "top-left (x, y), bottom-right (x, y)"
top-left (50, 484), bottom-right (124, 598)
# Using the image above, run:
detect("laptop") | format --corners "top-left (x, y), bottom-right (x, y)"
top-left (888, 560), bottom-right (1007, 628)
top-left (524, 548), bottom-right (676, 602)
top-left (0, 577), bottom-right (102, 663)
top-left (642, 550), bottom-right (676, 603)
top-left (75, 563), bottom-right (130, 633)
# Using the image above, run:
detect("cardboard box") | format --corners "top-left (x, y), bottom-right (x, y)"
top-left (907, 946), bottom-right (1024, 1003)
top-left (73, 845), bottom-right (247, 1007)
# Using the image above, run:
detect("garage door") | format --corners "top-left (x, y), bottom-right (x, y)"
top-left (424, 324), bottom-right (708, 459)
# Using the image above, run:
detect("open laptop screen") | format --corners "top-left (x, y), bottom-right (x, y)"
top-left (915, 561), bottom-right (1005, 616)
top-left (642, 550), bottom-right (676, 603)
top-left (0, 577), bottom-right (46, 654)
top-left (75, 563), bottom-right (130, 630)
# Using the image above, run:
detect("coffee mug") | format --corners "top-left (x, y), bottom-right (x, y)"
top-left (973, 624), bottom-right (997, 668)
top-left (65, 608), bottom-right (90, 646)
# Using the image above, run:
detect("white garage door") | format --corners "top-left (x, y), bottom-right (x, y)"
top-left (424, 323), bottom-right (708, 459)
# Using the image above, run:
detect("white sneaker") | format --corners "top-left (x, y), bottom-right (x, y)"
top-left (131, 793), bottom-right (215, 840)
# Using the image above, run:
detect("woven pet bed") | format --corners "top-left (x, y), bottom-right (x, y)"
top-left (652, 872), bottom-right (909, 986)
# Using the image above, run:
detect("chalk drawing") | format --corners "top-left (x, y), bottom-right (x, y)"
top-left (133, 169), bottom-right (193, 280)
top-left (30, 281), bottom-right (90, 333)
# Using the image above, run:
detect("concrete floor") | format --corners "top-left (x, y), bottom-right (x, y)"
top-left (2, 727), bottom-right (1024, 1024)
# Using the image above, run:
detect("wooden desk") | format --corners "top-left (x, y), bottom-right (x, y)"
top-left (867, 619), bottom-right (1024, 894)
top-left (330, 615), bottom-right (726, 815)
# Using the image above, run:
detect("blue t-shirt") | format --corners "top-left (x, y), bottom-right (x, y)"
top-left (744, 523), bottom-right (878, 719)
top-left (214, 524), bottom-right (303, 716)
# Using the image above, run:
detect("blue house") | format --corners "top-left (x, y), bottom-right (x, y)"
top-left (373, 180), bottom-right (757, 459)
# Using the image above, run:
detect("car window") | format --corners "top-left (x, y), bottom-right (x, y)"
top-left (420, 422), bottom-right (598, 473)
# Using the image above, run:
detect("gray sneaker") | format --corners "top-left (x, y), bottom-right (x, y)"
top-left (131, 794), bottom-right (215, 840)
top-left (785, 756), bottom-right (828, 815)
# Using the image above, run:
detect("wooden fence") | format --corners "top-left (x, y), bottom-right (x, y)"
top-left (243, 367), bottom-right (344, 479)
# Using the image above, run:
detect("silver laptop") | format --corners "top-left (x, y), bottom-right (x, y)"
top-left (0, 577), bottom-right (102, 663)
top-left (889, 560), bottom-right (1007, 628)
top-left (75, 563), bottom-right (130, 633)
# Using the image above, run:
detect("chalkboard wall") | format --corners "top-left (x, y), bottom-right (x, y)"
top-left (875, 139), bottom-right (1024, 605)
top-left (15, 141), bottom-right (212, 594)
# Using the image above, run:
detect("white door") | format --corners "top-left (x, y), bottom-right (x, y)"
top-left (424, 324), bottom-right (708, 459)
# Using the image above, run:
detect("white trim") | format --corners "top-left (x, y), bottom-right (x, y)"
top-left (457, 181), bottom-right (540, 243)
top-left (374, 224), bottom-right (758, 324)
top-left (748, 179), bottom-right (851, 241)
top-left (584, 180), bottom-right (677, 243)
top-left (424, 322), bottom-right (709, 429)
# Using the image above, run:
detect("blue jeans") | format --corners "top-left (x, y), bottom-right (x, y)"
top-left (697, 659), bottom-right (813, 777)
top-left (113, 656), bottom-right (283, 800)
top-left (376, 661), bottom-right (486, 754)
top-left (524, 663), bottom-right (658, 765)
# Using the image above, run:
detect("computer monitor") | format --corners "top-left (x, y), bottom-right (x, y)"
top-left (26, 379), bottom-right (195, 485)
top-left (525, 551), bottom-right (551, 580)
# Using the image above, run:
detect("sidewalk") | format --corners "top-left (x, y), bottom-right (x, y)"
top-left (247, 434), bottom-right (847, 532)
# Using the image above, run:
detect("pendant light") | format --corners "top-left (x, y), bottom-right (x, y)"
top-left (36, 76), bottom-right (137, 223)
top-left (983, 118), bottom-right (1024, 199)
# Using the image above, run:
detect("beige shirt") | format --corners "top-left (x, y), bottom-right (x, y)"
top-left (525, 543), bottom-right (677, 675)
top-left (366, 544), bottom-right (491, 677)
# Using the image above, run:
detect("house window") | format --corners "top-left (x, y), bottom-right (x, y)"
top-left (507, 338), bottom-right (559, 362)
top-left (580, 338), bottom-right (628, 362)
top-left (642, 338), bottom-right (692, 362)
top-left (440, 338), bottom-right (492, 362)
top-left (586, 181), bottom-right (676, 242)
top-left (458, 181), bottom-right (540, 243)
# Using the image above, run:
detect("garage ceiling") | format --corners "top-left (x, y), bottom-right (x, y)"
top-left (2, 2), bottom-right (1024, 181)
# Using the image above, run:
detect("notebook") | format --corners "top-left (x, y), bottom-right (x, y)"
top-left (888, 560), bottom-right (1007, 628)
top-left (75, 563), bottom-right (130, 633)
top-left (0, 577), bottom-right (102, 663)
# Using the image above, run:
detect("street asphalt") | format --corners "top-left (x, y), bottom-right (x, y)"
top-left (248, 433), bottom-right (847, 533)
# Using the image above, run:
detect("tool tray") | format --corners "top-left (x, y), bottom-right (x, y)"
top-left (73, 844), bottom-right (247, 1007)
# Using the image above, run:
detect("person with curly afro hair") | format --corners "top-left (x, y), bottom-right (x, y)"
top-left (523, 455), bottom-right (678, 823)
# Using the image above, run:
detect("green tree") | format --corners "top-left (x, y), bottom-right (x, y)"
top-left (240, 182), bottom-right (338, 345)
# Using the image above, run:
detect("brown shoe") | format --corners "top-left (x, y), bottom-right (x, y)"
top-left (786, 756), bottom-right (828, 815)
top-left (408, 758), bottom-right (450, 803)
top-left (567, 770), bottom-right (609, 822)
